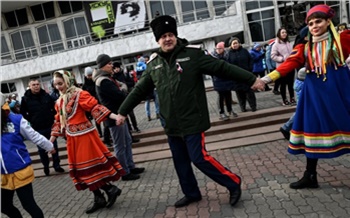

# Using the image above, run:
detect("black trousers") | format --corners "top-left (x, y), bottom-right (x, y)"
top-left (1, 183), bottom-right (44, 218)
top-left (280, 71), bottom-right (295, 101)
top-left (217, 91), bottom-right (232, 114)
top-left (235, 90), bottom-right (257, 111)
top-left (37, 128), bottom-right (60, 169)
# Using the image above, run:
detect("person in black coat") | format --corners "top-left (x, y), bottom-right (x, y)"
top-left (211, 42), bottom-right (238, 120)
top-left (226, 37), bottom-right (257, 112)
top-left (20, 79), bottom-right (64, 176)
top-left (82, 67), bottom-right (103, 138)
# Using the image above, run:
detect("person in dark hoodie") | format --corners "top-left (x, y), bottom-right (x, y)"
top-left (93, 55), bottom-right (145, 181)
top-left (20, 79), bottom-right (64, 176)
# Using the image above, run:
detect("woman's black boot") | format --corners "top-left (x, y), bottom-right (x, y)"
top-left (85, 193), bottom-right (107, 214)
top-left (290, 171), bottom-right (319, 189)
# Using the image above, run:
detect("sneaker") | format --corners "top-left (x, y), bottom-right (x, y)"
top-left (148, 116), bottom-right (151, 121)
top-left (122, 173), bottom-right (140, 181)
top-left (282, 100), bottom-right (290, 106)
top-left (219, 113), bottom-right (229, 121)
top-left (290, 98), bottom-right (296, 106)
top-left (229, 112), bottom-right (238, 118)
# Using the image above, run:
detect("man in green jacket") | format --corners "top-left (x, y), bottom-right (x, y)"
top-left (116, 15), bottom-right (265, 208)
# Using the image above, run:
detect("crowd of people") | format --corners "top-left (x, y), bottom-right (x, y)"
top-left (1, 4), bottom-right (350, 217)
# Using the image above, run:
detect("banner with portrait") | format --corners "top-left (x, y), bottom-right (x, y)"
top-left (114, 0), bottom-right (147, 34)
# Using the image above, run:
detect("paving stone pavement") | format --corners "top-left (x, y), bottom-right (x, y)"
top-left (11, 79), bottom-right (350, 217)
top-left (9, 140), bottom-right (350, 218)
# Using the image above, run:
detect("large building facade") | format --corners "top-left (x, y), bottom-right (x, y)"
top-left (1, 0), bottom-right (349, 98)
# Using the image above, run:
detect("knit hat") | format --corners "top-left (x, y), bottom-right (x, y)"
top-left (216, 42), bottom-right (225, 49)
top-left (138, 56), bottom-right (145, 62)
top-left (84, 67), bottom-right (93, 76)
top-left (297, 67), bottom-right (306, 81)
top-left (150, 15), bottom-right (177, 42)
top-left (113, 62), bottom-right (121, 69)
top-left (306, 4), bottom-right (335, 23)
top-left (229, 37), bottom-right (240, 46)
top-left (253, 43), bottom-right (261, 49)
top-left (96, 54), bottom-right (112, 68)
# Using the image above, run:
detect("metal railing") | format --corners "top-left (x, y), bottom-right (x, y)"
top-left (1, 3), bottom-right (236, 66)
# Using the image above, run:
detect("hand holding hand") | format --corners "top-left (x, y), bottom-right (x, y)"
top-left (116, 114), bottom-right (126, 126)
top-left (48, 148), bottom-right (56, 154)
top-left (251, 78), bottom-right (265, 91)
top-left (49, 136), bottom-right (56, 143)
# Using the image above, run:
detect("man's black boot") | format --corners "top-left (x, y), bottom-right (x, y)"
top-left (290, 171), bottom-right (319, 189)
top-left (105, 186), bottom-right (122, 208)
top-left (85, 194), bottom-right (107, 214)
top-left (174, 196), bottom-right (202, 208)
top-left (229, 176), bottom-right (242, 207)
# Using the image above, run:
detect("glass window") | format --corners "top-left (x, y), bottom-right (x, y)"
top-left (181, 0), bottom-right (209, 23)
top-left (249, 21), bottom-right (264, 41)
top-left (4, 8), bottom-right (28, 28)
top-left (1, 83), bottom-right (16, 93)
top-left (246, 2), bottom-right (276, 41)
top-left (246, 1), bottom-right (259, 11)
top-left (213, 0), bottom-right (235, 16)
top-left (181, 1), bottom-right (195, 23)
top-left (10, 30), bottom-right (38, 60)
top-left (58, 1), bottom-right (83, 15)
top-left (16, 8), bottom-right (29, 26)
top-left (163, 1), bottom-right (176, 17)
top-left (30, 2), bottom-right (55, 21)
top-left (1, 36), bottom-right (11, 61)
top-left (37, 24), bottom-right (64, 55)
top-left (261, 9), bottom-right (274, 19)
top-left (63, 17), bottom-right (90, 48)
top-left (195, 1), bottom-right (209, 20)
top-left (150, 1), bottom-right (176, 19)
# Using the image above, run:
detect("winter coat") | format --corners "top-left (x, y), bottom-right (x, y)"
top-left (118, 38), bottom-right (256, 137)
top-left (250, 48), bottom-right (265, 73)
top-left (271, 38), bottom-right (293, 67)
top-left (226, 46), bottom-right (253, 91)
top-left (1, 113), bottom-right (53, 175)
top-left (265, 42), bottom-right (276, 71)
top-left (20, 89), bottom-right (56, 131)
top-left (92, 69), bottom-right (126, 127)
top-left (211, 49), bottom-right (234, 92)
top-left (82, 78), bottom-right (97, 98)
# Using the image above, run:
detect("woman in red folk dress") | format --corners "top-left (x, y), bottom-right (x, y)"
top-left (262, 4), bottom-right (350, 189)
top-left (50, 70), bottom-right (125, 214)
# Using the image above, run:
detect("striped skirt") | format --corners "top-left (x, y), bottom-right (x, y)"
top-left (288, 66), bottom-right (350, 158)
top-left (66, 130), bottom-right (125, 191)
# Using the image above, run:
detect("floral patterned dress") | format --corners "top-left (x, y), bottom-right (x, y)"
top-left (51, 90), bottom-right (125, 191)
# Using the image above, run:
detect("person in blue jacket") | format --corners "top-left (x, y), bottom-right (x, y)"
top-left (1, 93), bottom-right (56, 218)
top-left (250, 43), bottom-right (271, 91)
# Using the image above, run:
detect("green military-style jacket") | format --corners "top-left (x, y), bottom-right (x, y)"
top-left (118, 38), bottom-right (256, 137)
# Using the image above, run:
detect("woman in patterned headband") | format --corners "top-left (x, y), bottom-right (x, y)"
top-left (50, 70), bottom-right (126, 214)
top-left (261, 4), bottom-right (350, 189)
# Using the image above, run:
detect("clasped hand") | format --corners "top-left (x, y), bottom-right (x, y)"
top-left (251, 78), bottom-right (266, 91)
